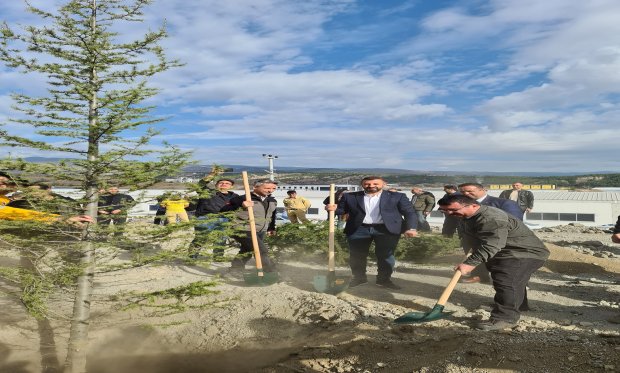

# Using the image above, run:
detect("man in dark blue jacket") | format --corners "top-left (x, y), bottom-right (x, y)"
top-left (458, 183), bottom-right (523, 220)
top-left (326, 176), bottom-right (417, 290)
top-left (457, 183), bottom-right (523, 283)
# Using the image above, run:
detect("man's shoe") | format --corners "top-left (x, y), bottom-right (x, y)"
top-left (349, 277), bottom-right (368, 287)
top-left (376, 280), bottom-right (402, 290)
top-left (460, 276), bottom-right (481, 284)
top-left (476, 319), bottom-right (517, 331)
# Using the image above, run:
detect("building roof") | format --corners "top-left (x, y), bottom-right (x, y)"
top-left (529, 191), bottom-right (620, 202)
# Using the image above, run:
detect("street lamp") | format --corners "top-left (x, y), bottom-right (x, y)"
top-left (262, 154), bottom-right (278, 181)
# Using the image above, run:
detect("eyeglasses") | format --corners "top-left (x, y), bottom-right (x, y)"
top-left (438, 205), bottom-right (467, 213)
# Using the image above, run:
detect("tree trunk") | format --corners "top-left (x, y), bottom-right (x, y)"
top-left (63, 240), bottom-right (95, 373)
top-left (65, 2), bottom-right (100, 370)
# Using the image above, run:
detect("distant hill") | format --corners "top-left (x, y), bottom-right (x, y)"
top-left (15, 157), bottom-right (618, 177)
top-left (181, 164), bottom-right (617, 177)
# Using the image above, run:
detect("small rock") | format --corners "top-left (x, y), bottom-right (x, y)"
top-left (376, 362), bottom-right (386, 368)
top-left (579, 321), bottom-right (594, 327)
top-left (567, 335), bottom-right (580, 341)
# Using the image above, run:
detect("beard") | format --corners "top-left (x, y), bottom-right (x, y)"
top-left (363, 186), bottom-right (381, 193)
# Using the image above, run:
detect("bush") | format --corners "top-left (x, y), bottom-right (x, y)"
top-left (396, 234), bottom-right (460, 262)
top-left (269, 222), bottom-right (460, 264)
top-left (267, 222), bottom-right (349, 264)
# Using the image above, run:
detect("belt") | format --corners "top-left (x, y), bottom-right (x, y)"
top-left (361, 223), bottom-right (385, 227)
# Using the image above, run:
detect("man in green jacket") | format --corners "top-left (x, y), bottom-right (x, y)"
top-left (410, 186), bottom-right (435, 232)
top-left (438, 194), bottom-right (549, 331)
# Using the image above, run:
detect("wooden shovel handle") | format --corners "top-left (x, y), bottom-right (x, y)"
top-left (436, 270), bottom-right (462, 306)
top-left (241, 171), bottom-right (264, 273)
top-left (327, 184), bottom-right (336, 271)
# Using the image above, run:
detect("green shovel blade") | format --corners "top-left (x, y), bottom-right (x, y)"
top-left (313, 272), bottom-right (350, 294)
top-left (243, 270), bottom-right (279, 286)
top-left (393, 304), bottom-right (453, 324)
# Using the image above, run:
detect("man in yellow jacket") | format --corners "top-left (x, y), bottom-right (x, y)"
top-left (283, 190), bottom-right (311, 224)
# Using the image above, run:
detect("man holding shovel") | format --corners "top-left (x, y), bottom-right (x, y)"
top-left (438, 194), bottom-right (549, 331)
top-left (326, 176), bottom-right (417, 290)
top-left (222, 178), bottom-right (278, 273)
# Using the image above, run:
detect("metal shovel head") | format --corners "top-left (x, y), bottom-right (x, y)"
top-left (243, 270), bottom-right (279, 286)
top-left (313, 271), bottom-right (351, 294)
top-left (393, 304), bottom-right (453, 324)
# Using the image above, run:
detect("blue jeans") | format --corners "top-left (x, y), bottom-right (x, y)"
top-left (190, 216), bottom-right (229, 257)
top-left (347, 224), bottom-right (400, 282)
top-left (415, 211), bottom-right (431, 232)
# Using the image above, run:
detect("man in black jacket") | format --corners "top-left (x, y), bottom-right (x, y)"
top-left (189, 178), bottom-right (239, 259)
top-left (499, 182), bottom-right (534, 213)
top-left (440, 185), bottom-right (459, 237)
top-left (439, 194), bottom-right (549, 331)
top-left (610, 216), bottom-right (620, 324)
top-left (98, 186), bottom-right (134, 235)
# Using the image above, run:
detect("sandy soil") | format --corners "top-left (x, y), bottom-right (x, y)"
top-left (1, 224), bottom-right (619, 373)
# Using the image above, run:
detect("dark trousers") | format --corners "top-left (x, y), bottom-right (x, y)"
top-left (486, 257), bottom-right (545, 322)
top-left (232, 231), bottom-right (275, 272)
top-left (441, 215), bottom-right (459, 237)
top-left (347, 224), bottom-right (400, 282)
top-left (99, 216), bottom-right (128, 236)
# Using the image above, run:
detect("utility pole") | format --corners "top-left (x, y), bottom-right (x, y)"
top-left (262, 154), bottom-right (278, 181)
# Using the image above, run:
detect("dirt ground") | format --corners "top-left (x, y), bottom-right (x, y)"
top-left (1, 224), bottom-right (620, 373)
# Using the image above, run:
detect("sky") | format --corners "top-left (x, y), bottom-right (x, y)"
top-left (1, 0), bottom-right (619, 173)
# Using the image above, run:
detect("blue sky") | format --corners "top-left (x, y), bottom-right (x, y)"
top-left (1, 0), bottom-right (619, 173)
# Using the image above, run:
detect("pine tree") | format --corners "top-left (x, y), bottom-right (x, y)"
top-left (0, 1), bottom-right (190, 371)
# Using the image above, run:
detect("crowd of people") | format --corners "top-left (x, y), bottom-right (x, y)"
top-left (2, 170), bottom-right (619, 330)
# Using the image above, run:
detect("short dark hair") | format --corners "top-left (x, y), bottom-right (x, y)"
top-left (443, 185), bottom-right (457, 190)
top-left (458, 182), bottom-right (484, 190)
top-left (360, 176), bottom-right (385, 183)
top-left (216, 178), bottom-right (235, 185)
top-left (253, 179), bottom-right (278, 187)
top-left (438, 194), bottom-right (479, 206)
top-left (287, 190), bottom-right (296, 195)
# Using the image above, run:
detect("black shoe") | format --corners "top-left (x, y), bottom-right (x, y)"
top-left (349, 277), bottom-right (368, 287)
top-left (475, 319), bottom-right (517, 331)
top-left (376, 280), bottom-right (402, 290)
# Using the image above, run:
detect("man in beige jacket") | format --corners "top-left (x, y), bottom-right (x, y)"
top-left (283, 190), bottom-right (311, 224)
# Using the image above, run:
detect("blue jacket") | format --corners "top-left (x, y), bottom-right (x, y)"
top-left (336, 190), bottom-right (417, 235)
top-left (479, 195), bottom-right (523, 220)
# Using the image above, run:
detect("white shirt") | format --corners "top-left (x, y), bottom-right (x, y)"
top-left (476, 194), bottom-right (488, 203)
top-left (363, 191), bottom-right (383, 224)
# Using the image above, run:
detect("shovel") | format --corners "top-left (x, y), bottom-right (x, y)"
top-left (394, 270), bottom-right (462, 324)
top-left (313, 184), bottom-right (350, 294)
top-left (240, 171), bottom-right (279, 286)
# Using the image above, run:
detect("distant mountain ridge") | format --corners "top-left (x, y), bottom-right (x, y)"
top-left (18, 157), bottom-right (619, 177)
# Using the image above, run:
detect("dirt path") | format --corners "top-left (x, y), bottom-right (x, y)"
top-left (1, 227), bottom-right (619, 373)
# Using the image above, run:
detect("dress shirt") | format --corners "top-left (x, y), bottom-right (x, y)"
top-left (363, 191), bottom-right (384, 224)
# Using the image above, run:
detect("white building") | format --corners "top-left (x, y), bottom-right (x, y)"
top-left (52, 186), bottom-right (620, 228)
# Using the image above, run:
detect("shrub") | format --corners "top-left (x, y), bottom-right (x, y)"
top-left (396, 234), bottom-right (460, 262)
top-left (267, 222), bottom-right (349, 264)
top-left (268, 222), bottom-right (460, 264)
